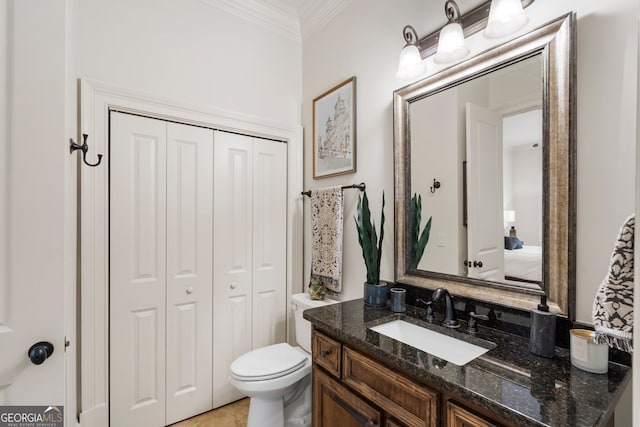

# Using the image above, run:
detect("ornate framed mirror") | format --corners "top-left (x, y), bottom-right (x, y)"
top-left (394, 13), bottom-right (576, 318)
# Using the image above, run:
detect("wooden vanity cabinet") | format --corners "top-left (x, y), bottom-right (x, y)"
top-left (312, 330), bottom-right (505, 427)
top-left (312, 330), bottom-right (437, 426)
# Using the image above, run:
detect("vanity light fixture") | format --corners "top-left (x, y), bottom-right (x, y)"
top-left (484, 0), bottom-right (529, 38)
top-left (433, 0), bottom-right (470, 64)
top-left (395, 25), bottom-right (427, 81)
top-left (395, 0), bottom-right (534, 81)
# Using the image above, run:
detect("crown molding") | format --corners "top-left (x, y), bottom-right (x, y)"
top-left (200, 0), bottom-right (301, 42)
top-left (200, 0), bottom-right (352, 42)
top-left (299, 0), bottom-right (351, 40)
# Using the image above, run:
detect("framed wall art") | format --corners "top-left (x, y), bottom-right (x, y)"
top-left (312, 76), bottom-right (356, 179)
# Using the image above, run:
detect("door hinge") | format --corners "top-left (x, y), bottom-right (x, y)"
top-left (64, 337), bottom-right (70, 351)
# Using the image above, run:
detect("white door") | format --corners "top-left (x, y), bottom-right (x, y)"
top-left (0, 176), bottom-right (66, 406)
top-left (465, 103), bottom-right (505, 281)
top-left (110, 113), bottom-right (215, 426)
top-left (212, 131), bottom-right (254, 407)
top-left (252, 140), bottom-right (287, 349)
top-left (0, 0), bottom-right (65, 409)
top-left (212, 131), bottom-right (287, 408)
top-left (110, 113), bottom-right (168, 427)
top-left (165, 122), bottom-right (214, 424)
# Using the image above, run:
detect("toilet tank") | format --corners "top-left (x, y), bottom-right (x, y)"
top-left (291, 293), bottom-right (339, 353)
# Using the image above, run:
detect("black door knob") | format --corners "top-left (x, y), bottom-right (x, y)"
top-left (28, 341), bottom-right (54, 365)
top-left (473, 260), bottom-right (483, 268)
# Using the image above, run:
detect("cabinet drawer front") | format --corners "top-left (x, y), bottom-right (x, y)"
top-left (447, 401), bottom-right (499, 427)
top-left (313, 331), bottom-right (342, 377)
top-left (343, 347), bottom-right (438, 427)
top-left (313, 367), bottom-right (382, 427)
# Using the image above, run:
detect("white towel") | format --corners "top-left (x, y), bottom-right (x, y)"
top-left (592, 214), bottom-right (634, 353)
top-left (310, 186), bottom-right (344, 295)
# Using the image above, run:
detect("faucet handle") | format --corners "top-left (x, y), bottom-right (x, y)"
top-left (467, 312), bottom-right (489, 333)
top-left (416, 298), bottom-right (435, 322)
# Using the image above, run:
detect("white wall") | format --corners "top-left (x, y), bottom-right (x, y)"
top-left (634, 8), bottom-right (640, 427)
top-left (512, 147), bottom-right (543, 246)
top-left (77, 0), bottom-right (302, 126)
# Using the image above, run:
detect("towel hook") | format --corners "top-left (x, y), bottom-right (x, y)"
top-left (70, 134), bottom-right (103, 167)
top-left (430, 178), bottom-right (441, 193)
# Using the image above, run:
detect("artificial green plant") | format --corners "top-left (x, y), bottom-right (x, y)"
top-left (409, 193), bottom-right (432, 269)
top-left (354, 191), bottom-right (385, 285)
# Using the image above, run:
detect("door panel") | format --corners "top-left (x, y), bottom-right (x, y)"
top-left (212, 131), bottom-right (253, 407)
top-left (465, 103), bottom-right (504, 281)
top-left (166, 123), bottom-right (214, 424)
top-left (252, 141), bottom-right (287, 348)
top-left (0, 1), bottom-right (66, 407)
top-left (110, 112), bottom-right (167, 427)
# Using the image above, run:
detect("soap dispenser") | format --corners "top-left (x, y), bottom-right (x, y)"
top-left (529, 295), bottom-right (556, 358)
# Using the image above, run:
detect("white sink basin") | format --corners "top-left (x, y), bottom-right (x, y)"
top-left (369, 319), bottom-right (491, 366)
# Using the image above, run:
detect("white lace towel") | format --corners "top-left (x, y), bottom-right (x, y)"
top-left (592, 214), bottom-right (634, 353)
top-left (310, 186), bottom-right (344, 295)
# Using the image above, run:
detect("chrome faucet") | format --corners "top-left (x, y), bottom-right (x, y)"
top-left (432, 288), bottom-right (460, 328)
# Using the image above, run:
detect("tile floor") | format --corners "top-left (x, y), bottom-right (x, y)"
top-left (171, 398), bottom-right (249, 427)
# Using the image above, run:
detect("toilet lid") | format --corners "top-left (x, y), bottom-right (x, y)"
top-left (230, 343), bottom-right (308, 381)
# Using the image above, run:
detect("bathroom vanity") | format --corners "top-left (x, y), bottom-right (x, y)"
top-left (305, 300), bottom-right (629, 427)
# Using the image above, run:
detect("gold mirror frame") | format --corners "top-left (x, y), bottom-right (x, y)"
top-left (394, 13), bottom-right (576, 318)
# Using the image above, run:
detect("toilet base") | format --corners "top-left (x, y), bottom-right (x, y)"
top-left (247, 397), bottom-right (284, 427)
top-left (245, 374), bottom-right (311, 427)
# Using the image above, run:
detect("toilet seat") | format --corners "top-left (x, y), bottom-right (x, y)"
top-left (230, 343), bottom-right (307, 381)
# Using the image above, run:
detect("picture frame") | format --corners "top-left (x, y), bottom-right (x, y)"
top-left (312, 76), bottom-right (356, 179)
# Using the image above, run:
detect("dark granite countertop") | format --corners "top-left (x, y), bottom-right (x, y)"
top-left (304, 299), bottom-right (631, 427)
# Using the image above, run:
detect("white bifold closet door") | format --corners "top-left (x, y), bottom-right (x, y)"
top-left (110, 112), bottom-right (214, 427)
top-left (212, 131), bottom-right (287, 408)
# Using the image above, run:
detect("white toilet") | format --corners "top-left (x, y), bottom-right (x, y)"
top-left (229, 292), bottom-right (338, 427)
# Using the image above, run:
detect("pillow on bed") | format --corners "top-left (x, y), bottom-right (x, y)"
top-left (504, 236), bottom-right (523, 250)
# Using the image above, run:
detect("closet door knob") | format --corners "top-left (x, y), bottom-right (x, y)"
top-left (473, 260), bottom-right (483, 268)
top-left (28, 341), bottom-right (54, 365)
top-left (230, 282), bottom-right (237, 289)
top-left (186, 287), bottom-right (194, 294)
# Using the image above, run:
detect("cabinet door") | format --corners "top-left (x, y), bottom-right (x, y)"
top-left (447, 401), bottom-right (498, 427)
top-left (313, 367), bottom-right (382, 427)
top-left (343, 347), bottom-right (439, 427)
